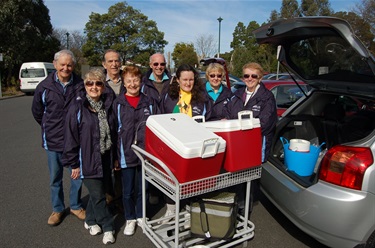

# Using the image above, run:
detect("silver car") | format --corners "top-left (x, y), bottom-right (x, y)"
top-left (253, 17), bottom-right (375, 248)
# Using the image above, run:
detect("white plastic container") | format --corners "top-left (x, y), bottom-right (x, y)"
top-left (289, 139), bottom-right (310, 152)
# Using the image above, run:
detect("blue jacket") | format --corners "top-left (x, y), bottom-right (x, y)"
top-left (114, 92), bottom-right (159, 168)
top-left (224, 83), bottom-right (277, 161)
top-left (31, 72), bottom-right (85, 152)
top-left (205, 84), bottom-right (233, 121)
top-left (61, 94), bottom-right (117, 178)
top-left (160, 93), bottom-right (212, 119)
top-left (141, 68), bottom-right (172, 105)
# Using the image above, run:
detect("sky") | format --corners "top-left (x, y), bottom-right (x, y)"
top-left (44, 0), bottom-right (360, 56)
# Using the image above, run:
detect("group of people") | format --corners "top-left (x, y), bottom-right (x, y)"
top-left (31, 48), bottom-right (277, 245)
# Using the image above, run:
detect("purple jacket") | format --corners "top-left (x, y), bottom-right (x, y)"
top-left (205, 84), bottom-right (233, 121)
top-left (141, 68), bottom-right (172, 105)
top-left (31, 72), bottom-right (84, 152)
top-left (224, 83), bottom-right (277, 161)
top-left (62, 94), bottom-right (117, 178)
top-left (114, 92), bottom-right (160, 168)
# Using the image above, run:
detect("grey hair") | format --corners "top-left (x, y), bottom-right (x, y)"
top-left (84, 68), bottom-right (106, 84)
top-left (102, 49), bottom-right (121, 62)
top-left (54, 50), bottom-right (76, 64)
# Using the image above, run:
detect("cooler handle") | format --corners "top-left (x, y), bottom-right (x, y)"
top-left (238, 110), bottom-right (253, 130)
top-left (201, 138), bottom-right (219, 158)
top-left (280, 137), bottom-right (289, 146)
top-left (193, 115), bottom-right (205, 123)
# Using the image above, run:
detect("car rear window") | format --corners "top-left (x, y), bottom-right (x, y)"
top-left (21, 68), bottom-right (46, 78)
top-left (288, 36), bottom-right (374, 82)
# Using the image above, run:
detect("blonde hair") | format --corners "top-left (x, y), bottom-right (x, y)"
top-left (242, 62), bottom-right (264, 78)
top-left (205, 63), bottom-right (225, 81)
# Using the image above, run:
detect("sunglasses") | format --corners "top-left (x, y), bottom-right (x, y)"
top-left (153, 62), bottom-right (166, 67)
top-left (243, 74), bottom-right (260, 79)
top-left (209, 74), bottom-right (223, 79)
top-left (85, 81), bottom-right (104, 87)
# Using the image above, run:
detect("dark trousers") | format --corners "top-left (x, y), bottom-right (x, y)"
top-left (84, 178), bottom-right (114, 232)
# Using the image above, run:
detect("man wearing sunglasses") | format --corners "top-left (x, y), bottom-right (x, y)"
top-left (140, 53), bottom-right (171, 205)
top-left (32, 50), bottom-right (86, 226)
top-left (141, 53), bottom-right (171, 105)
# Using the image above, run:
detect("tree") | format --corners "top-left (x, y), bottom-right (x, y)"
top-left (195, 34), bottom-right (216, 61)
top-left (353, 0), bottom-right (375, 38)
top-left (280, 0), bottom-right (301, 18)
top-left (171, 43), bottom-right (198, 68)
top-left (82, 1), bottom-right (167, 67)
top-left (300, 0), bottom-right (333, 16)
top-left (0, 0), bottom-right (60, 88)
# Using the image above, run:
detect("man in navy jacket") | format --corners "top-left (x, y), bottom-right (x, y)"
top-left (32, 49), bottom-right (86, 226)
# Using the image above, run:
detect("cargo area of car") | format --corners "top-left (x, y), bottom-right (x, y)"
top-left (269, 90), bottom-right (375, 187)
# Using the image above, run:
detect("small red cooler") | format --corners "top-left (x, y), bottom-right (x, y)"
top-left (145, 113), bottom-right (226, 183)
top-left (201, 110), bottom-right (262, 172)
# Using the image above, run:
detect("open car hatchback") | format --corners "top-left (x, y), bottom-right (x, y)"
top-left (253, 16), bottom-right (375, 248)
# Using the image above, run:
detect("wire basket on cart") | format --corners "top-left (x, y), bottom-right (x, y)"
top-left (132, 144), bottom-right (262, 248)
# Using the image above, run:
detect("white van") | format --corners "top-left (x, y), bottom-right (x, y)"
top-left (19, 62), bottom-right (55, 94)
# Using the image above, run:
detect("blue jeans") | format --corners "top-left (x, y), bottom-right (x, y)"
top-left (121, 166), bottom-right (146, 220)
top-left (47, 150), bottom-right (83, 212)
top-left (84, 178), bottom-right (114, 232)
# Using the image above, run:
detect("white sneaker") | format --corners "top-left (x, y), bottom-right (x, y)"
top-left (158, 208), bottom-right (176, 224)
top-left (84, 222), bottom-right (102, 236)
top-left (136, 218), bottom-right (143, 228)
top-left (184, 212), bottom-right (191, 229)
top-left (123, 220), bottom-right (136, 236)
top-left (102, 231), bottom-right (115, 244)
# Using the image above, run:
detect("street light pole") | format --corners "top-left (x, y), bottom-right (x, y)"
top-left (217, 16), bottom-right (223, 58)
top-left (66, 32), bottom-right (70, 50)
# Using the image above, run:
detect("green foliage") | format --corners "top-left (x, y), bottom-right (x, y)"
top-left (171, 43), bottom-right (198, 68)
top-left (300, 0), bottom-right (333, 16)
top-left (280, 0), bottom-right (301, 19)
top-left (82, 1), bottom-right (168, 67)
top-left (0, 0), bottom-right (60, 87)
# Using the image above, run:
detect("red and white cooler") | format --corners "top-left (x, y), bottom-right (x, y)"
top-left (145, 113), bottom-right (226, 183)
top-left (201, 110), bottom-right (262, 172)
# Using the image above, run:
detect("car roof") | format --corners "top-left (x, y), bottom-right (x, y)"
top-left (253, 16), bottom-right (375, 97)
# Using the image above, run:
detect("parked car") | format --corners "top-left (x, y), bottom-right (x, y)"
top-left (231, 79), bottom-right (310, 116)
top-left (19, 62), bottom-right (55, 95)
top-left (253, 17), bottom-right (375, 248)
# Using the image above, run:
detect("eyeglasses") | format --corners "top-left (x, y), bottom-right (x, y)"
top-left (85, 81), bottom-right (104, 87)
top-left (209, 74), bottom-right (222, 79)
top-left (153, 62), bottom-right (166, 67)
top-left (243, 74), bottom-right (260, 79)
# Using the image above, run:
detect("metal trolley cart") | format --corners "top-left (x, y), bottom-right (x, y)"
top-left (132, 144), bottom-right (262, 248)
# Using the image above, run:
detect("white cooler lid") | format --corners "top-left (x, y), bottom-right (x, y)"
top-left (146, 113), bottom-right (226, 158)
top-left (201, 117), bottom-right (261, 132)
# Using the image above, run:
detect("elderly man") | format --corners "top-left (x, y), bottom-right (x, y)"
top-left (32, 49), bottom-right (86, 226)
top-left (141, 53), bottom-right (171, 105)
top-left (102, 49), bottom-right (125, 97)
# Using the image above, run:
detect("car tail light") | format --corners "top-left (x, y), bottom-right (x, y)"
top-left (319, 146), bottom-right (373, 190)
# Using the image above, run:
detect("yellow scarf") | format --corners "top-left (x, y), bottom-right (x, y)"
top-left (173, 89), bottom-right (192, 116)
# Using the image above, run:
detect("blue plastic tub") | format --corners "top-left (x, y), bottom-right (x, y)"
top-left (280, 137), bottom-right (325, 176)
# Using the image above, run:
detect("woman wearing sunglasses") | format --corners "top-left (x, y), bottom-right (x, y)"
top-left (224, 62), bottom-right (277, 162)
top-left (204, 63), bottom-right (233, 121)
top-left (62, 68), bottom-right (116, 245)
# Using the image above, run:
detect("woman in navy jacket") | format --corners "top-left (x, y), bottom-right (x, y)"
top-left (62, 68), bottom-right (116, 245)
top-left (160, 64), bottom-right (211, 119)
top-left (113, 65), bottom-right (159, 236)
top-left (204, 63), bottom-right (233, 121)
top-left (224, 62), bottom-right (277, 162)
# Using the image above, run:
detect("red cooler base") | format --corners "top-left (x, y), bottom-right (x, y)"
top-left (145, 128), bottom-right (224, 183)
top-left (216, 128), bottom-right (262, 172)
